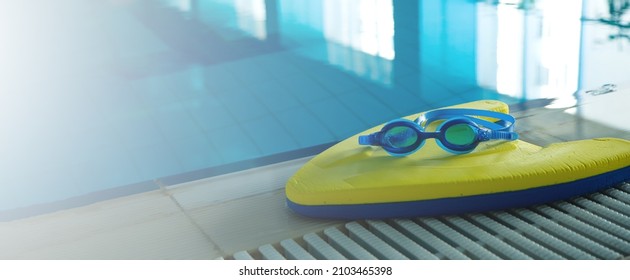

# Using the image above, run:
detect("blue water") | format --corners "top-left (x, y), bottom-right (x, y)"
top-left (1, 0), bottom-right (628, 212)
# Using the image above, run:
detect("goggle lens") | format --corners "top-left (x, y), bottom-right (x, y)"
top-left (384, 126), bottom-right (418, 148)
top-left (444, 123), bottom-right (476, 146)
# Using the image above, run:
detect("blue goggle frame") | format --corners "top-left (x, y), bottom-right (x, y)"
top-left (358, 108), bottom-right (519, 156)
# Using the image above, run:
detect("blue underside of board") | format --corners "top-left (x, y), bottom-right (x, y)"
top-left (286, 165), bottom-right (630, 219)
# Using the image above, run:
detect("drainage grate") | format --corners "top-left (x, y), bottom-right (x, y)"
top-left (226, 183), bottom-right (630, 260)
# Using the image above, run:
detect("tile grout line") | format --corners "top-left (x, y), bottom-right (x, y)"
top-left (155, 179), bottom-right (227, 258)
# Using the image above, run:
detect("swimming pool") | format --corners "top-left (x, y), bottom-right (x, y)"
top-left (1, 0), bottom-right (628, 218)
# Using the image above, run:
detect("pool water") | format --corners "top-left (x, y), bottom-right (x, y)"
top-left (1, 0), bottom-right (629, 215)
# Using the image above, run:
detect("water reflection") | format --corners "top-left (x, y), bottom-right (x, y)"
top-left (477, 0), bottom-right (582, 102)
top-left (322, 0), bottom-right (394, 60)
top-left (583, 0), bottom-right (630, 41)
top-left (234, 0), bottom-right (268, 40)
top-left (157, 0), bottom-right (630, 100)
top-left (162, 0), bottom-right (192, 13)
top-left (275, 0), bottom-right (396, 85)
top-left (322, 0), bottom-right (395, 85)
top-left (194, 0), bottom-right (630, 144)
top-left (581, 0), bottom-right (630, 89)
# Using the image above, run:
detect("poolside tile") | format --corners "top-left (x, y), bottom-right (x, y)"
top-left (0, 191), bottom-right (219, 259)
top-left (247, 81), bottom-right (302, 113)
top-left (306, 97), bottom-right (367, 139)
top-left (168, 133), bottom-right (224, 172)
top-left (207, 124), bottom-right (262, 163)
top-left (275, 107), bottom-right (336, 147)
top-left (129, 140), bottom-right (183, 180)
top-left (216, 89), bottom-right (270, 122)
top-left (241, 116), bottom-right (300, 155)
top-left (187, 189), bottom-right (340, 255)
top-left (187, 95), bottom-right (238, 131)
top-left (277, 73), bottom-right (332, 104)
top-left (336, 88), bottom-right (398, 127)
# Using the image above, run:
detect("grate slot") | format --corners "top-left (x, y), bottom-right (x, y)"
top-left (417, 218), bottom-right (500, 259)
top-left (280, 239), bottom-right (316, 260)
top-left (605, 188), bottom-right (630, 205)
top-left (366, 220), bottom-right (438, 260)
top-left (303, 232), bottom-right (347, 260)
top-left (445, 216), bottom-right (531, 259)
top-left (391, 219), bottom-right (469, 260)
top-left (572, 197), bottom-right (630, 230)
top-left (345, 222), bottom-right (408, 260)
top-left (589, 193), bottom-right (630, 217)
top-left (553, 201), bottom-right (630, 243)
top-left (536, 205), bottom-right (630, 255)
top-left (323, 227), bottom-right (377, 260)
top-left (258, 244), bottom-right (286, 260)
top-left (233, 251), bottom-right (255, 260)
top-left (467, 214), bottom-right (563, 259)
top-left (491, 211), bottom-right (595, 259)
top-left (515, 208), bottom-right (621, 259)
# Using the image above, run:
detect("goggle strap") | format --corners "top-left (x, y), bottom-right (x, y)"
top-left (359, 131), bottom-right (386, 146)
top-left (491, 130), bottom-right (519, 140)
top-left (418, 108), bottom-right (515, 132)
top-left (358, 133), bottom-right (377, 145)
top-left (424, 115), bottom-right (507, 131)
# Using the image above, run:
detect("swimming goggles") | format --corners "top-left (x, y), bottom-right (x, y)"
top-left (358, 108), bottom-right (519, 156)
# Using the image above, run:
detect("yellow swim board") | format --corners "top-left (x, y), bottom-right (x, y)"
top-left (285, 100), bottom-right (630, 219)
